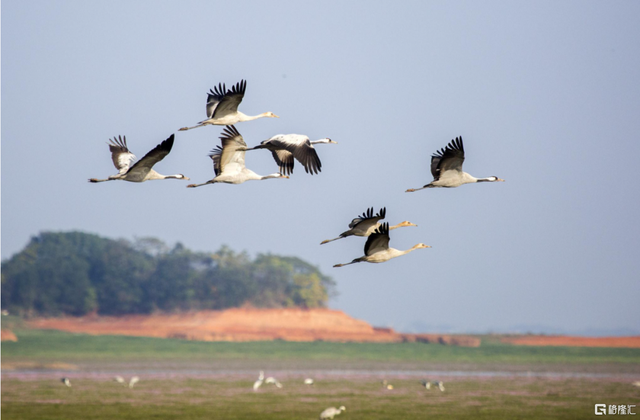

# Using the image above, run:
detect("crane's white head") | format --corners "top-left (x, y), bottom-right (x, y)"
top-left (414, 243), bottom-right (431, 249)
top-left (263, 112), bottom-right (279, 118)
top-left (397, 221), bottom-right (417, 228)
top-left (491, 176), bottom-right (505, 182)
top-left (311, 138), bottom-right (337, 145)
top-left (172, 174), bottom-right (190, 180)
top-left (339, 406), bottom-right (346, 412)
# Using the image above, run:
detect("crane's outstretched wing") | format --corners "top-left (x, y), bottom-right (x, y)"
top-left (209, 145), bottom-right (223, 176)
top-left (349, 207), bottom-right (386, 229)
top-left (430, 136), bottom-right (465, 180)
top-left (264, 134), bottom-right (322, 175)
top-left (206, 80), bottom-right (246, 119)
top-left (127, 134), bottom-right (174, 173)
top-left (364, 223), bottom-right (390, 256)
top-left (215, 125), bottom-right (247, 175)
top-left (129, 135), bottom-right (174, 171)
top-left (108, 135), bottom-right (136, 174)
top-left (265, 146), bottom-right (296, 175)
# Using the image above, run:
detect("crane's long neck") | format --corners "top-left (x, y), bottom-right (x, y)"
top-left (155, 174), bottom-right (187, 180)
top-left (145, 170), bottom-right (184, 181)
top-left (393, 244), bottom-right (425, 258)
top-left (237, 112), bottom-right (272, 122)
top-left (461, 173), bottom-right (503, 183)
top-left (259, 172), bottom-right (285, 180)
top-left (389, 223), bottom-right (407, 231)
top-left (310, 138), bottom-right (333, 145)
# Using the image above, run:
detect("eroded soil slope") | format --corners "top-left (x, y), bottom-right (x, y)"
top-left (25, 308), bottom-right (479, 345)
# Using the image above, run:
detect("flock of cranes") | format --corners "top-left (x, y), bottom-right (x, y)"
top-left (248, 372), bottom-right (450, 419)
top-left (89, 78), bottom-right (505, 268)
top-left (82, 76), bottom-right (504, 414)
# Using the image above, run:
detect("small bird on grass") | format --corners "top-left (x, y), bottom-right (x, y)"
top-left (320, 406), bottom-right (346, 419)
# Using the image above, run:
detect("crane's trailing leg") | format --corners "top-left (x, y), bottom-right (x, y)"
top-left (178, 124), bottom-right (205, 131)
top-left (406, 185), bottom-right (432, 192)
top-left (187, 182), bottom-right (212, 188)
top-left (320, 236), bottom-right (344, 245)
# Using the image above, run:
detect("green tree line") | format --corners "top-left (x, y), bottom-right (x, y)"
top-left (1, 231), bottom-right (335, 317)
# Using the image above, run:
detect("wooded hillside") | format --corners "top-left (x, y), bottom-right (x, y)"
top-left (1, 231), bottom-right (335, 316)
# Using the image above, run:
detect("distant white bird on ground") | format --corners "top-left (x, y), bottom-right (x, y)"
top-left (61, 377), bottom-right (71, 387)
top-left (114, 376), bottom-right (126, 386)
top-left (632, 381), bottom-right (640, 387)
top-left (421, 380), bottom-right (445, 391)
top-left (89, 134), bottom-right (189, 183)
top-left (129, 376), bottom-right (140, 388)
top-left (187, 126), bottom-right (288, 187)
top-left (321, 207), bottom-right (417, 245)
top-left (265, 376), bottom-right (283, 388)
top-left (406, 136), bottom-right (504, 191)
top-left (320, 406), bottom-right (346, 419)
top-left (333, 223), bottom-right (430, 268)
top-left (179, 80), bottom-right (279, 131)
top-left (253, 371), bottom-right (265, 391)
top-left (245, 134), bottom-right (337, 175)
top-left (304, 378), bottom-right (315, 385)
top-left (382, 379), bottom-right (393, 390)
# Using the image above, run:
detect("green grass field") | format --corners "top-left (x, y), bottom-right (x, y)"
top-left (4, 328), bottom-right (640, 367)
top-left (3, 376), bottom-right (639, 419)
top-left (3, 324), bottom-right (640, 419)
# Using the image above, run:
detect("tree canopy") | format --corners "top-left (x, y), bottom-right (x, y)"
top-left (1, 231), bottom-right (335, 317)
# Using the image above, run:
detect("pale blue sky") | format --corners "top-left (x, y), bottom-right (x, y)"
top-left (2, 1), bottom-right (639, 335)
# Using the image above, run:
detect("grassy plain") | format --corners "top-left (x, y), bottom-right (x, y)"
top-left (2, 324), bottom-right (640, 419)
top-left (4, 328), bottom-right (640, 367)
top-left (3, 375), bottom-right (639, 419)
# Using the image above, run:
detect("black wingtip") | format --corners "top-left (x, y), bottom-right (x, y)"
top-left (159, 134), bottom-right (175, 151)
top-left (221, 125), bottom-right (241, 139)
top-left (373, 222), bottom-right (389, 236)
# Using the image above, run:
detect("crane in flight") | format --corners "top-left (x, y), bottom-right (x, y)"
top-left (406, 136), bottom-right (504, 191)
top-left (179, 80), bottom-right (278, 131)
